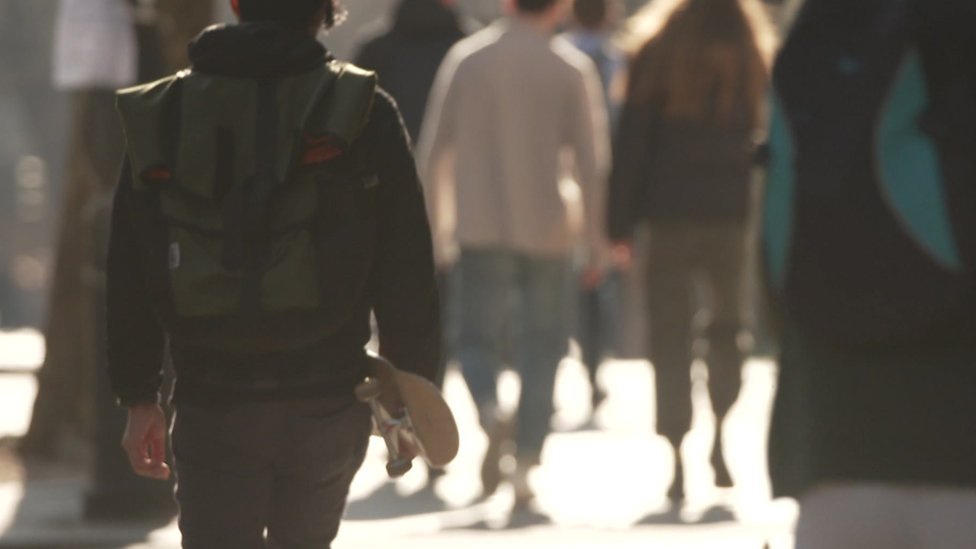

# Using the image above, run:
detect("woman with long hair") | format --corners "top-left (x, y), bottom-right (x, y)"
top-left (607, 0), bottom-right (774, 521)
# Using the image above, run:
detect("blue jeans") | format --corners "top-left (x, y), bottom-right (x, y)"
top-left (452, 248), bottom-right (572, 461)
top-left (576, 269), bottom-right (622, 381)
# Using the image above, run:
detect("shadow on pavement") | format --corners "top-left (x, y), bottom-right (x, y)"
top-left (344, 482), bottom-right (450, 520)
top-left (635, 504), bottom-right (686, 526)
top-left (440, 502), bottom-right (552, 531)
top-left (503, 505), bottom-right (552, 529)
top-left (635, 502), bottom-right (738, 526)
top-left (0, 453), bottom-right (173, 549)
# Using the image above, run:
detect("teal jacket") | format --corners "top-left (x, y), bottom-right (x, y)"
top-left (762, 0), bottom-right (976, 348)
top-left (763, 0), bottom-right (976, 498)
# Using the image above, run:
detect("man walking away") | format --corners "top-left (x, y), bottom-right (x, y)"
top-left (352, 0), bottom-right (470, 497)
top-left (563, 0), bottom-right (626, 415)
top-left (418, 0), bottom-right (611, 511)
top-left (108, 1), bottom-right (441, 546)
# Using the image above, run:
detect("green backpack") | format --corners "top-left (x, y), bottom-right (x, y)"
top-left (117, 61), bottom-right (379, 352)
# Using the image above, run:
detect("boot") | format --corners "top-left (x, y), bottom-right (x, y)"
top-left (638, 455), bottom-right (685, 525)
top-left (711, 428), bottom-right (734, 488)
top-left (511, 459), bottom-right (536, 505)
top-left (480, 416), bottom-right (513, 497)
top-left (667, 455), bottom-right (685, 505)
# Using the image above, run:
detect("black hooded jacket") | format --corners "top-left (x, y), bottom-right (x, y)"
top-left (107, 23), bottom-right (441, 406)
top-left (353, 0), bottom-right (467, 142)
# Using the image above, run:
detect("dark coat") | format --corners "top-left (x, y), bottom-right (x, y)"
top-left (607, 45), bottom-right (757, 240)
top-left (353, 0), bottom-right (467, 142)
top-left (766, 0), bottom-right (976, 498)
top-left (107, 24), bottom-right (441, 405)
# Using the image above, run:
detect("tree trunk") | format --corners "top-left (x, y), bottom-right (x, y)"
top-left (20, 91), bottom-right (124, 459)
top-left (20, 0), bottom-right (213, 461)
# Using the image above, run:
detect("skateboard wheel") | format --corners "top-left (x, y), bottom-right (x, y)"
top-left (355, 377), bottom-right (382, 402)
top-left (386, 457), bottom-right (412, 478)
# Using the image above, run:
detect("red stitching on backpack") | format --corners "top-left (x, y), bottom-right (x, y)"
top-left (301, 134), bottom-right (344, 166)
top-left (141, 166), bottom-right (173, 183)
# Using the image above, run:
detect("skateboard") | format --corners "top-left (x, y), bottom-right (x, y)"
top-left (355, 353), bottom-right (459, 478)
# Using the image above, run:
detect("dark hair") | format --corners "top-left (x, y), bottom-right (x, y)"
top-left (573, 0), bottom-right (608, 29)
top-left (516, 0), bottom-right (560, 14)
top-left (238, 0), bottom-right (346, 29)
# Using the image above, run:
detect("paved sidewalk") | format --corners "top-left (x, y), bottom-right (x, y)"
top-left (0, 330), bottom-right (796, 548)
top-left (0, 475), bottom-right (796, 549)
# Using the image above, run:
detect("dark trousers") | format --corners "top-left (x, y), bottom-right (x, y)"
top-left (171, 396), bottom-right (371, 549)
top-left (646, 223), bottom-right (747, 453)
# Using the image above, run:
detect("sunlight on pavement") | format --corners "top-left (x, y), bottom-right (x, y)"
top-left (0, 329), bottom-right (44, 371)
top-left (0, 329), bottom-right (796, 548)
top-left (0, 329), bottom-right (42, 438)
top-left (0, 375), bottom-right (36, 438)
top-left (330, 357), bottom-right (797, 547)
top-left (0, 482), bottom-right (23, 535)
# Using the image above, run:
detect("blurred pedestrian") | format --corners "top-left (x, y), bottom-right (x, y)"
top-left (763, 0), bottom-right (976, 547)
top-left (108, 0), bottom-right (441, 546)
top-left (352, 0), bottom-right (470, 496)
top-left (608, 0), bottom-right (774, 520)
top-left (418, 0), bottom-right (610, 507)
top-left (563, 0), bottom-right (626, 414)
top-left (564, 0), bottom-right (624, 128)
top-left (353, 0), bottom-right (470, 144)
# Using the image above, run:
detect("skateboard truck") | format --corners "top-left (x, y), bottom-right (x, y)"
top-left (355, 377), bottom-right (418, 478)
top-left (355, 354), bottom-right (459, 479)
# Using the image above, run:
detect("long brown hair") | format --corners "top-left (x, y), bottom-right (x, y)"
top-left (621, 0), bottom-right (775, 127)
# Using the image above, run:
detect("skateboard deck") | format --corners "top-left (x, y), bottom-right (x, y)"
top-left (355, 353), bottom-right (459, 478)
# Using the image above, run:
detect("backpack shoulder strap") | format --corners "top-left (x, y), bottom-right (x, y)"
top-left (303, 61), bottom-right (378, 150)
top-left (116, 71), bottom-right (187, 190)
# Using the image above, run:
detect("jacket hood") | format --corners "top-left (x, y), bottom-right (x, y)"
top-left (391, 0), bottom-right (464, 37)
top-left (189, 23), bottom-right (330, 79)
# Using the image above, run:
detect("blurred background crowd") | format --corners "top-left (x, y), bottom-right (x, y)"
top-left (0, 0), bottom-right (793, 462)
top-left (8, 0), bottom-right (974, 547)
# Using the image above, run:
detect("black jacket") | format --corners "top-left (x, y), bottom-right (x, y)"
top-left (767, 0), bottom-right (976, 498)
top-left (107, 23), bottom-right (441, 406)
top-left (353, 0), bottom-right (467, 142)
top-left (607, 46), bottom-right (757, 239)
